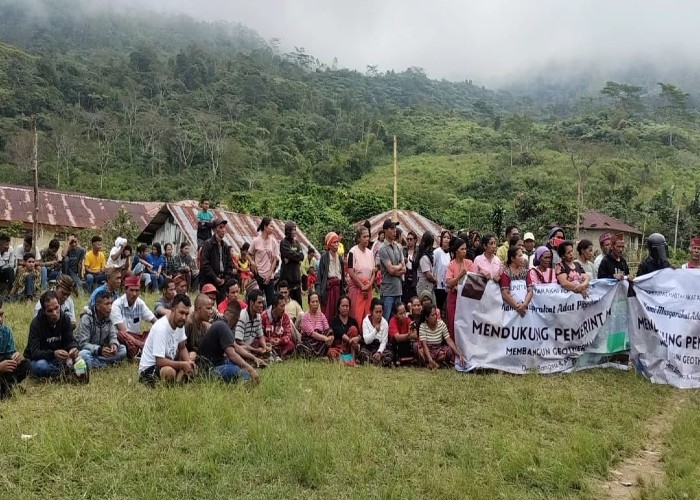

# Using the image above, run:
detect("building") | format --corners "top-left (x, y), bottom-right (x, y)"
top-left (358, 209), bottom-right (445, 242)
top-left (0, 183), bottom-right (161, 249)
top-left (579, 210), bottom-right (643, 252)
top-left (138, 203), bottom-right (316, 255)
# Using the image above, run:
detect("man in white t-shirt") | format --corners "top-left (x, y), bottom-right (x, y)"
top-left (111, 275), bottom-right (157, 358)
top-left (138, 294), bottom-right (195, 385)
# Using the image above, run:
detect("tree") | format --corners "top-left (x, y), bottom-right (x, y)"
top-left (658, 82), bottom-right (689, 147)
top-left (50, 118), bottom-right (79, 187)
top-left (600, 81), bottom-right (643, 126)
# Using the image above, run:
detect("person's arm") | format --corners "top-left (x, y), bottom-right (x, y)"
top-left (446, 263), bottom-right (467, 289)
top-left (224, 345), bottom-right (259, 382)
top-left (557, 269), bottom-right (582, 293)
top-left (377, 321), bottom-right (389, 353)
top-left (280, 315), bottom-right (293, 345)
top-left (446, 336), bottom-right (464, 365)
top-left (232, 342), bottom-right (265, 366)
top-left (362, 317), bottom-right (377, 344)
top-left (199, 243), bottom-right (217, 284)
top-left (26, 320), bottom-right (55, 361)
top-left (420, 256), bottom-right (437, 284)
top-left (75, 315), bottom-right (101, 355)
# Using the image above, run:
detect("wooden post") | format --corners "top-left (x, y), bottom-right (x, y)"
top-left (393, 135), bottom-right (398, 220)
top-left (32, 119), bottom-right (39, 253)
top-left (673, 207), bottom-right (680, 253)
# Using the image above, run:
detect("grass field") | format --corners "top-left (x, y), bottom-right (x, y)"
top-left (0, 294), bottom-right (696, 499)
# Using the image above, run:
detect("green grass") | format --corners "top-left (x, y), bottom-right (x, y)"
top-left (0, 295), bottom-right (683, 499)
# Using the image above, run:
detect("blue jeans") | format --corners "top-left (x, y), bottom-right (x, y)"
top-left (381, 295), bottom-right (402, 321)
top-left (41, 267), bottom-right (61, 289)
top-left (85, 272), bottom-right (106, 293)
top-left (23, 274), bottom-right (36, 298)
top-left (66, 269), bottom-right (84, 296)
top-left (79, 345), bottom-right (127, 369)
top-left (30, 359), bottom-right (62, 378)
top-left (210, 361), bottom-right (250, 382)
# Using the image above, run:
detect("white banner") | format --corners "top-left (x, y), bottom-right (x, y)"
top-left (454, 274), bottom-right (629, 374)
top-left (629, 268), bottom-right (700, 388)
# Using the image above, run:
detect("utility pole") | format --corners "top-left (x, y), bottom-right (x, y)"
top-left (393, 135), bottom-right (398, 220)
top-left (32, 119), bottom-right (39, 253)
top-left (673, 207), bottom-right (680, 254)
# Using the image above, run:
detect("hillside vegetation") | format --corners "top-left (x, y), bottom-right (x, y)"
top-left (0, 0), bottom-right (699, 246)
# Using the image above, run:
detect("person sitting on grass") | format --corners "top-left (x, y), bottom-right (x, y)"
top-left (358, 298), bottom-right (393, 367)
top-left (84, 236), bottom-right (107, 293)
top-left (173, 273), bottom-right (189, 296)
top-left (217, 279), bottom-right (247, 315)
top-left (145, 243), bottom-right (165, 292)
top-left (76, 291), bottom-right (126, 369)
top-left (389, 301), bottom-right (419, 365)
top-left (89, 267), bottom-right (122, 307)
top-left (153, 278), bottom-right (176, 318)
top-left (10, 252), bottom-right (41, 301)
top-left (106, 237), bottom-right (130, 271)
top-left (277, 280), bottom-right (303, 324)
top-left (0, 300), bottom-right (31, 399)
top-left (197, 300), bottom-right (259, 383)
top-left (419, 303), bottom-right (464, 370)
top-left (25, 291), bottom-right (79, 379)
top-left (132, 243), bottom-right (155, 291)
top-left (261, 293), bottom-right (295, 362)
top-left (298, 291), bottom-right (333, 358)
top-left (34, 274), bottom-right (77, 330)
top-left (173, 242), bottom-right (199, 291)
top-left (111, 275), bottom-right (157, 358)
top-left (234, 289), bottom-right (270, 366)
top-left (201, 283), bottom-right (223, 322)
top-left (419, 291), bottom-right (442, 320)
top-left (138, 294), bottom-right (196, 386)
top-left (328, 295), bottom-right (360, 361)
top-left (185, 293), bottom-right (213, 363)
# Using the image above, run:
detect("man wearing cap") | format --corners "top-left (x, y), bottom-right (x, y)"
top-left (34, 274), bottom-right (77, 330)
top-left (200, 218), bottom-right (234, 303)
top-left (201, 283), bottom-right (223, 322)
top-left (377, 219), bottom-right (405, 321)
top-left (594, 232), bottom-right (612, 278)
top-left (88, 267), bottom-right (121, 307)
top-left (682, 237), bottom-right (700, 269)
top-left (111, 275), bottom-right (157, 358)
top-left (597, 233), bottom-right (630, 280)
top-left (523, 232), bottom-right (536, 268)
top-left (496, 225), bottom-right (519, 263)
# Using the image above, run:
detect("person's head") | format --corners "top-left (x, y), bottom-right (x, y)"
top-left (378, 230), bottom-right (385, 242)
top-left (179, 242), bottom-right (190, 257)
top-left (23, 252), bottom-right (36, 271)
top-left (137, 243), bottom-right (148, 257)
top-left (308, 265), bottom-right (316, 276)
top-left (370, 297), bottom-right (383, 322)
top-left (382, 219), bottom-right (398, 242)
top-left (439, 230), bottom-right (452, 250)
top-left (420, 291), bottom-right (434, 308)
top-left (406, 231), bottom-right (417, 249)
top-left (223, 298), bottom-right (242, 328)
top-left (611, 233), bottom-right (625, 258)
top-left (68, 233), bottom-right (79, 249)
top-left (270, 293), bottom-right (286, 319)
top-left (523, 232), bottom-right (535, 252)
top-left (482, 233), bottom-right (497, 255)
top-left (151, 242), bottom-right (162, 256)
top-left (226, 279), bottom-right (241, 301)
top-left (547, 227), bottom-right (565, 246)
top-left (201, 198), bottom-right (210, 211)
top-left (450, 237), bottom-right (467, 261)
top-left (170, 294), bottom-right (192, 328)
top-left (509, 235), bottom-right (524, 251)
top-left (420, 303), bottom-right (438, 327)
top-left (308, 292), bottom-right (321, 313)
top-left (164, 242), bottom-right (173, 256)
top-left (285, 221), bottom-right (296, 241)
top-left (173, 274), bottom-right (188, 294)
top-left (534, 246), bottom-right (552, 269)
top-left (23, 234), bottom-right (33, 250)
top-left (55, 275), bottom-right (75, 303)
top-left (49, 239), bottom-right (60, 252)
top-left (122, 244), bottom-right (132, 258)
top-left (505, 225), bottom-right (519, 241)
top-left (193, 293), bottom-right (213, 322)
top-left (106, 267), bottom-right (122, 290)
top-left (337, 295), bottom-right (351, 318)
top-left (471, 231), bottom-right (481, 248)
top-left (257, 217), bottom-right (273, 236)
top-left (162, 278), bottom-right (176, 301)
top-left (123, 275), bottom-right (141, 305)
top-left (418, 231), bottom-right (435, 253)
top-left (325, 232), bottom-right (340, 253)
top-left (212, 219), bottom-right (227, 239)
top-left (394, 301), bottom-right (407, 320)
top-left (690, 237), bottom-right (700, 262)
top-left (506, 246), bottom-right (523, 266)
top-left (577, 239), bottom-right (594, 262)
top-left (410, 296), bottom-right (422, 316)
top-left (247, 289), bottom-right (265, 315)
top-left (599, 233), bottom-right (612, 255)
top-left (277, 280), bottom-right (289, 300)
top-left (40, 291), bottom-right (61, 324)
top-left (91, 235), bottom-right (102, 252)
top-left (94, 290), bottom-right (113, 319)
top-left (201, 284), bottom-right (218, 303)
top-left (557, 241), bottom-right (575, 263)
top-left (356, 226), bottom-right (370, 248)
top-left (0, 233), bottom-right (9, 253)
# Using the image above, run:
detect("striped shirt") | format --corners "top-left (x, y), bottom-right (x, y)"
top-left (234, 308), bottom-right (264, 346)
top-left (419, 320), bottom-right (450, 346)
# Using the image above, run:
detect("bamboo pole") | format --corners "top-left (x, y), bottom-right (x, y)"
top-left (393, 135), bottom-right (398, 220)
top-left (32, 119), bottom-right (39, 253)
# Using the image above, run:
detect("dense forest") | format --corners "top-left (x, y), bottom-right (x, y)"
top-left (1, 0), bottom-right (699, 250)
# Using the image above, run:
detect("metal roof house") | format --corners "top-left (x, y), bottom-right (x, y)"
top-left (139, 203), bottom-right (316, 254)
top-left (359, 209), bottom-right (445, 240)
top-left (579, 210), bottom-right (643, 251)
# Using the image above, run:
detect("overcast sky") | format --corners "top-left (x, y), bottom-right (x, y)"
top-left (79, 0), bottom-right (700, 84)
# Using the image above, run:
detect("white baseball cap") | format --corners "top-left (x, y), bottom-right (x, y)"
top-left (523, 232), bottom-right (535, 242)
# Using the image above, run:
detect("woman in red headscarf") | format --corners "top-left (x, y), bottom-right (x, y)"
top-left (318, 232), bottom-right (346, 322)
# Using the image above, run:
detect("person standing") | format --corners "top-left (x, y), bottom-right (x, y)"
top-left (637, 233), bottom-right (672, 277)
top-left (522, 232), bottom-right (536, 268)
top-left (432, 230), bottom-right (452, 317)
top-left (250, 217), bottom-right (279, 306)
top-left (682, 237), bottom-right (700, 269)
top-left (416, 232), bottom-right (437, 304)
top-left (196, 198), bottom-right (214, 247)
top-left (575, 239), bottom-right (596, 281)
top-left (318, 232), bottom-right (345, 322)
top-left (445, 237), bottom-right (476, 339)
top-left (0, 300), bottom-right (31, 399)
top-left (496, 225), bottom-right (520, 263)
top-left (473, 234), bottom-right (503, 281)
top-left (200, 218), bottom-right (235, 302)
top-left (377, 219), bottom-right (405, 321)
top-left (347, 226), bottom-right (375, 323)
top-left (402, 231), bottom-right (418, 303)
top-left (594, 233), bottom-right (612, 278)
top-left (279, 222), bottom-right (304, 306)
top-left (597, 233), bottom-right (630, 280)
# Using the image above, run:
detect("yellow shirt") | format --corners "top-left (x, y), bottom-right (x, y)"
top-left (496, 243), bottom-right (509, 263)
top-left (337, 242), bottom-right (345, 257)
top-left (84, 250), bottom-right (106, 273)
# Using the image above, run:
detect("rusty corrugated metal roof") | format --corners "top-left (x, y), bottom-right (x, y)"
top-left (0, 183), bottom-right (160, 231)
top-left (361, 209), bottom-right (445, 240)
top-left (582, 210), bottom-right (642, 235)
top-left (164, 204), bottom-right (316, 254)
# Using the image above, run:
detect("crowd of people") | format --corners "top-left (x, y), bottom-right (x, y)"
top-left (1, 200), bottom-right (699, 398)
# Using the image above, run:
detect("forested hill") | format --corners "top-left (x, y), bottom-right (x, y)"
top-left (1, 0), bottom-right (699, 249)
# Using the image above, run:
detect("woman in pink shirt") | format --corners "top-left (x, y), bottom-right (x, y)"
top-left (250, 217), bottom-right (279, 306)
top-left (445, 237), bottom-right (476, 339)
top-left (473, 233), bottom-right (503, 281)
top-left (527, 246), bottom-right (558, 284)
top-left (347, 226), bottom-right (376, 323)
top-left (298, 292), bottom-right (333, 358)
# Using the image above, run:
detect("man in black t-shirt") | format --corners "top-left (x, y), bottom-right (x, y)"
top-left (597, 232), bottom-right (630, 280)
top-left (197, 300), bottom-right (258, 383)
